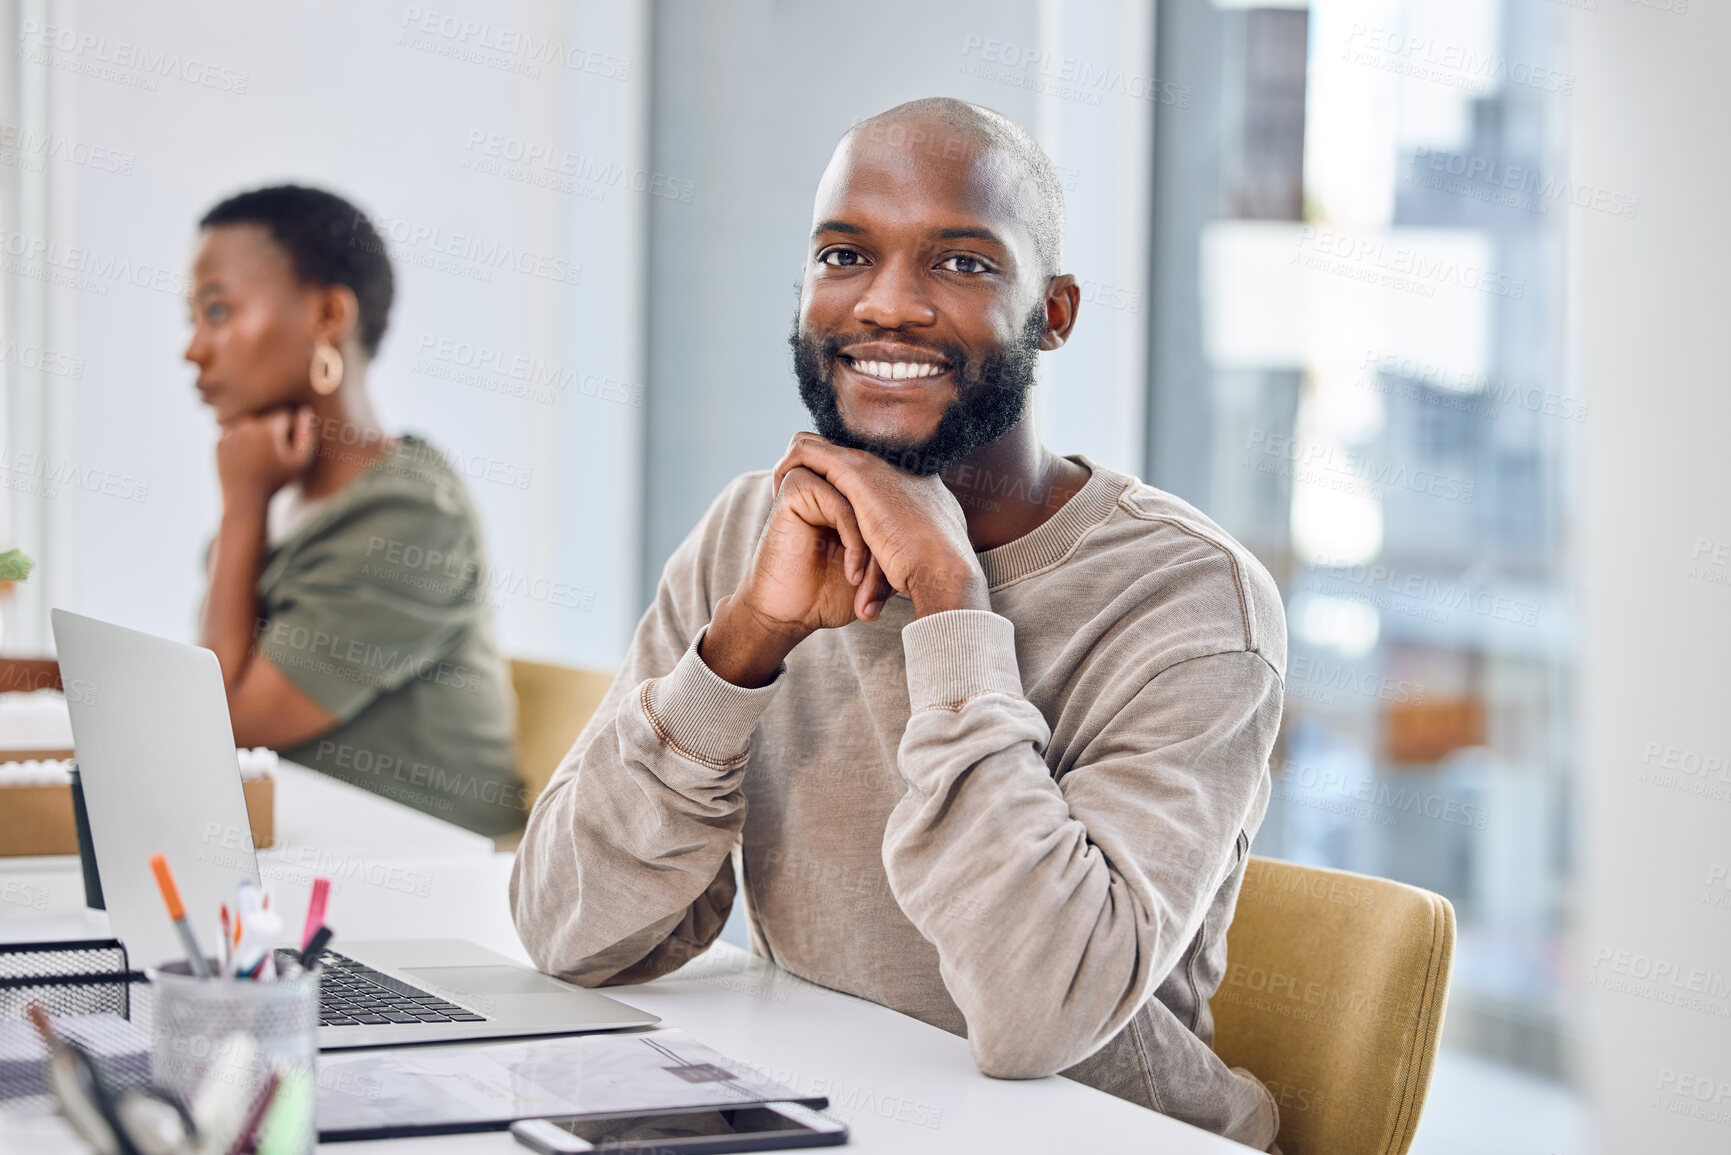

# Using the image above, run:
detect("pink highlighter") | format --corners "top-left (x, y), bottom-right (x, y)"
top-left (302, 877), bottom-right (331, 953)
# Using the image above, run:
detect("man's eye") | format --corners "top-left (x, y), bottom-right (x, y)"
top-left (205, 302), bottom-right (229, 322)
top-left (819, 249), bottom-right (865, 268)
top-left (939, 255), bottom-right (990, 274)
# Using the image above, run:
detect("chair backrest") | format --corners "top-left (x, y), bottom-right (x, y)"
top-left (1210, 856), bottom-right (1455, 1155)
top-left (508, 659), bottom-right (614, 808)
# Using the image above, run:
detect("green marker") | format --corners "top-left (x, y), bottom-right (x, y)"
top-left (256, 1065), bottom-right (316, 1155)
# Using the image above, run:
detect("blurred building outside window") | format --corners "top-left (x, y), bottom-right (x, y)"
top-left (1151, 0), bottom-right (1579, 1080)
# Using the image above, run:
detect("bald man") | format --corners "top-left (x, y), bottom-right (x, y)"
top-left (512, 98), bottom-right (1285, 1150)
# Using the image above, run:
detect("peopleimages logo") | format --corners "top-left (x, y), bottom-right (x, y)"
top-left (0, 879), bottom-right (50, 911)
top-left (1288, 654), bottom-right (1427, 706)
top-left (0, 447), bottom-right (149, 503)
top-left (1688, 538), bottom-right (1731, 591)
top-left (1591, 948), bottom-right (1731, 1003)
top-left (399, 7), bottom-right (631, 80)
top-left (958, 35), bottom-right (1191, 108)
top-left (1243, 859), bottom-right (1376, 911)
top-left (1358, 348), bottom-right (1589, 423)
top-left (1274, 762), bottom-right (1489, 831)
top-left (1340, 24), bottom-right (1576, 96)
top-left (1637, 741), bottom-right (1731, 805)
top-left (361, 535), bottom-right (598, 613)
top-left (413, 334), bottom-right (645, 409)
top-left (461, 131), bottom-right (695, 203)
top-left (361, 213), bottom-right (583, 287)
top-left (17, 20), bottom-right (250, 93)
top-left (1244, 429), bottom-right (1477, 505)
top-left (1306, 556), bottom-right (1541, 627)
top-left (1294, 226), bottom-right (1527, 300)
top-left (0, 229), bottom-right (190, 298)
top-left (251, 618), bottom-right (483, 694)
top-left (314, 739), bottom-right (530, 814)
top-left (1653, 1068), bottom-right (1731, 1128)
top-left (1221, 962), bottom-right (1413, 1027)
top-left (1406, 147), bottom-right (1640, 220)
top-left (0, 122), bottom-right (136, 175)
top-left (0, 340), bottom-right (85, 380)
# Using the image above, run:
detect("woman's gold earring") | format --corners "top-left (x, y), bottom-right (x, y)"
top-left (310, 340), bottom-right (344, 396)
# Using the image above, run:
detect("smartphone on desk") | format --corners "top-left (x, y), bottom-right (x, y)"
top-left (510, 1102), bottom-right (847, 1153)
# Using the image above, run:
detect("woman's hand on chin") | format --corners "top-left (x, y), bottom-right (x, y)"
top-left (216, 404), bottom-right (319, 508)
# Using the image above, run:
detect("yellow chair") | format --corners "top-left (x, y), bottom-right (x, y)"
top-left (508, 658), bottom-right (615, 809)
top-left (1210, 856), bottom-right (1455, 1155)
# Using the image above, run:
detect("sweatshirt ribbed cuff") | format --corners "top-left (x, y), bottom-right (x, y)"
top-left (643, 626), bottom-right (784, 769)
top-left (902, 609), bottom-right (1023, 712)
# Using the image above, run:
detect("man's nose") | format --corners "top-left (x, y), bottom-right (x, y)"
top-left (183, 328), bottom-right (208, 366)
top-left (852, 255), bottom-right (936, 330)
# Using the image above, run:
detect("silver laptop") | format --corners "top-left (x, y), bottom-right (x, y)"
top-left (51, 608), bottom-right (658, 1049)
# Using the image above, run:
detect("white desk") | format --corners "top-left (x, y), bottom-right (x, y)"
top-left (0, 756), bottom-right (1244, 1154)
top-left (271, 761), bottom-right (497, 859)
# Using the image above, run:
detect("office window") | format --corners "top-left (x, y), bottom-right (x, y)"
top-left (1150, 0), bottom-right (1576, 1078)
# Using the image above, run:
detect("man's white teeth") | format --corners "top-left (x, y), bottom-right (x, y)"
top-left (853, 359), bottom-right (943, 380)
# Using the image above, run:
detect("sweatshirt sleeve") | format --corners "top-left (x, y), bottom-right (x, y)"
top-left (509, 479), bottom-right (780, 986)
top-left (882, 609), bottom-right (1283, 1080)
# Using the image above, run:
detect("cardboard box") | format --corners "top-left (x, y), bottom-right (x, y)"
top-left (0, 771), bottom-right (274, 857)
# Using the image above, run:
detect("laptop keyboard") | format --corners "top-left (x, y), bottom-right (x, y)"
top-left (281, 949), bottom-right (489, 1027)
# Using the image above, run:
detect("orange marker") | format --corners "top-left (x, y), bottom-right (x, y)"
top-left (149, 854), bottom-right (211, 979)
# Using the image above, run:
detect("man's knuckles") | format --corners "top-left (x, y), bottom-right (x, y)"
top-left (777, 469), bottom-right (835, 517)
top-left (774, 467), bottom-right (825, 508)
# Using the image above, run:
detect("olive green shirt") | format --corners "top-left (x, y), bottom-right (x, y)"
top-left (253, 434), bottom-right (525, 835)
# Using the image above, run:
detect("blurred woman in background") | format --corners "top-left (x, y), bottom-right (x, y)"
top-left (183, 184), bottom-right (524, 836)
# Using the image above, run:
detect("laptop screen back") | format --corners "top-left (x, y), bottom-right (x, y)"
top-left (50, 609), bottom-right (260, 970)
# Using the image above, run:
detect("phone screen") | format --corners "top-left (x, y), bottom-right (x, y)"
top-left (547, 1105), bottom-right (819, 1145)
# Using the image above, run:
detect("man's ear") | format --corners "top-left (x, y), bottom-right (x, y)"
top-left (1039, 274), bottom-right (1081, 351)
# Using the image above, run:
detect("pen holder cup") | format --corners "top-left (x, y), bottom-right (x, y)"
top-left (150, 961), bottom-right (318, 1154)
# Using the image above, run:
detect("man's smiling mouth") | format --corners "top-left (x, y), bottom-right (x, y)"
top-left (839, 347), bottom-right (952, 382)
top-left (845, 358), bottom-right (946, 381)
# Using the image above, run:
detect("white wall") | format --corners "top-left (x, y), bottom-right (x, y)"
top-left (3, 0), bottom-right (648, 668)
top-left (1570, 3), bottom-right (1731, 1149)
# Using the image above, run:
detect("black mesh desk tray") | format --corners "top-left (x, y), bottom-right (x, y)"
top-left (0, 938), bottom-right (151, 1106)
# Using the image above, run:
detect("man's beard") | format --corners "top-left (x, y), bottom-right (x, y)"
top-left (789, 305), bottom-right (1046, 477)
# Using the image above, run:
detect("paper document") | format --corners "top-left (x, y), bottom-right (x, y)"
top-left (315, 1028), bottom-right (820, 1139)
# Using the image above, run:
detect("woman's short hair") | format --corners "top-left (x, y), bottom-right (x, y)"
top-left (200, 184), bottom-right (395, 357)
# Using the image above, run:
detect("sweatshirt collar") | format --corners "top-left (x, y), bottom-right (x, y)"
top-left (976, 455), bottom-right (1129, 589)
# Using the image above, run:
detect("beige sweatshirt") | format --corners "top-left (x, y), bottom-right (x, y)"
top-left (510, 458), bottom-right (1285, 1150)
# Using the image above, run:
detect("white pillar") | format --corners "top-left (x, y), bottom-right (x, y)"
top-left (1571, 3), bottom-right (1731, 1149)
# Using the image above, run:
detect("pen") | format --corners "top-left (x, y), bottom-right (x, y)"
top-left (224, 1070), bottom-right (280, 1155)
top-left (299, 924), bottom-right (333, 970)
top-left (301, 877), bottom-right (331, 952)
top-left (149, 854), bottom-right (211, 979)
top-left (220, 904), bottom-right (232, 978)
